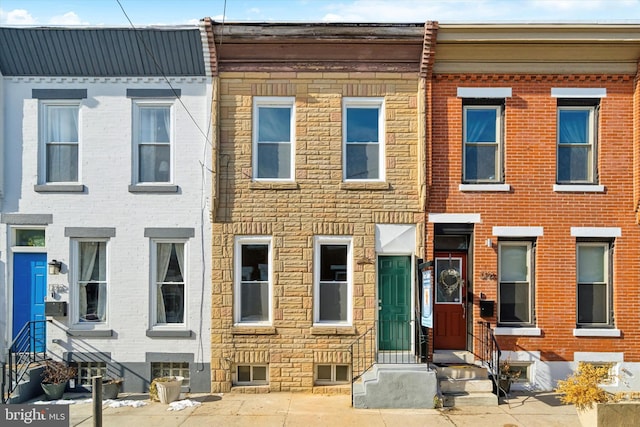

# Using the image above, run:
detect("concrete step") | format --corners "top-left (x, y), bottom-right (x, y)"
top-left (433, 363), bottom-right (489, 380)
top-left (439, 377), bottom-right (494, 393)
top-left (432, 350), bottom-right (475, 364)
top-left (443, 392), bottom-right (499, 407)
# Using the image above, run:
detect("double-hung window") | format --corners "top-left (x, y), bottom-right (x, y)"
top-left (41, 101), bottom-right (80, 183)
top-left (463, 102), bottom-right (503, 183)
top-left (153, 241), bottom-right (186, 325)
top-left (133, 101), bottom-right (173, 183)
top-left (75, 240), bottom-right (108, 323)
top-left (235, 237), bottom-right (272, 324)
top-left (314, 237), bottom-right (352, 325)
top-left (498, 241), bottom-right (534, 325)
top-left (556, 101), bottom-right (598, 184)
top-left (577, 241), bottom-right (612, 327)
top-left (343, 98), bottom-right (384, 181)
top-left (253, 97), bottom-right (295, 180)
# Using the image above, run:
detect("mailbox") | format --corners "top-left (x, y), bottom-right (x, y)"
top-left (45, 301), bottom-right (67, 317)
top-left (479, 300), bottom-right (494, 318)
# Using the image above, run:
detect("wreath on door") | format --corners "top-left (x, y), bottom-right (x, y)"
top-left (439, 268), bottom-right (462, 296)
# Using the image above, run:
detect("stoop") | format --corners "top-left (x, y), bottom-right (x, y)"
top-left (432, 351), bottom-right (498, 407)
top-left (352, 364), bottom-right (437, 409)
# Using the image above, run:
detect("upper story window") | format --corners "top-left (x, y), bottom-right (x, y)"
top-left (253, 97), bottom-right (295, 180)
top-left (498, 241), bottom-right (534, 326)
top-left (463, 102), bottom-right (503, 183)
top-left (557, 101), bottom-right (598, 184)
top-left (577, 241), bottom-right (612, 327)
top-left (343, 98), bottom-right (384, 181)
top-left (41, 101), bottom-right (80, 183)
top-left (314, 236), bottom-right (352, 325)
top-left (133, 101), bottom-right (173, 184)
top-left (235, 236), bottom-right (272, 325)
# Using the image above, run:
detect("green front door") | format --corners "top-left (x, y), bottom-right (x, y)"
top-left (378, 256), bottom-right (411, 351)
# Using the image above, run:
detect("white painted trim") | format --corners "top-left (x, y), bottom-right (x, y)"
top-left (573, 329), bottom-right (621, 337)
top-left (551, 88), bottom-right (607, 98)
top-left (571, 227), bottom-right (621, 238)
top-left (457, 87), bottom-right (512, 98)
top-left (553, 184), bottom-right (605, 193)
top-left (494, 327), bottom-right (542, 336)
top-left (574, 352), bottom-right (624, 362)
top-left (493, 226), bottom-right (543, 237)
top-left (428, 213), bottom-right (481, 223)
top-left (459, 184), bottom-right (511, 192)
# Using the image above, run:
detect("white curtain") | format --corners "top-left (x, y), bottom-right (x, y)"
top-left (79, 242), bottom-right (97, 320)
top-left (156, 243), bottom-right (172, 323)
top-left (47, 106), bottom-right (78, 181)
top-left (96, 246), bottom-right (107, 322)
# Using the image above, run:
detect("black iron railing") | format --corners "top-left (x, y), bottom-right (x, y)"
top-left (476, 321), bottom-right (502, 394)
top-left (349, 319), bottom-right (427, 382)
top-left (2, 320), bottom-right (47, 403)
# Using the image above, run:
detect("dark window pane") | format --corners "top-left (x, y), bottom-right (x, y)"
top-left (346, 108), bottom-right (378, 142)
top-left (464, 145), bottom-right (496, 181)
top-left (240, 282), bottom-right (268, 321)
top-left (346, 144), bottom-right (379, 179)
top-left (578, 283), bottom-right (607, 324)
top-left (320, 245), bottom-right (347, 281)
top-left (558, 146), bottom-right (589, 182)
top-left (257, 142), bottom-right (291, 179)
top-left (319, 282), bottom-right (347, 322)
top-left (335, 365), bottom-right (349, 381)
top-left (47, 144), bottom-right (78, 182)
top-left (238, 366), bottom-right (251, 382)
top-left (161, 283), bottom-right (184, 323)
top-left (139, 145), bottom-right (170, 182)
top-left (253, 366), bottom-right (267, 381)
top-left (241, 245), bottom-right (268, 281)
top-left (499, 282), bottom-right (530, 323)
top-left (466, 109), bottom-right (496, 142)
top-left (317, 365), bottom-right (331, 380)
top-left (258, 107), bottom-right (291, 142)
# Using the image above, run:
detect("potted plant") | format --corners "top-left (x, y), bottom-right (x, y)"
top-left (101, 377), bottom-right (124, 400)
top-left (40, 361), bottom-right (77, 400)
top-left (495, 359), bottom-right (521, 396)
top-left (555, 362), bottom-right (640, 427)
top-left (149, 376), bottom-right (183, 404)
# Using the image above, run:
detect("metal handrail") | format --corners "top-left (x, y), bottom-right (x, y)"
top-left (476, 321), bottom-right (502, 395)
top-left (2, 320), bottom-right (47, 403)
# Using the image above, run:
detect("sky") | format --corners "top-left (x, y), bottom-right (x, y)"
top-left (0, 0), bottom-right (639, 26)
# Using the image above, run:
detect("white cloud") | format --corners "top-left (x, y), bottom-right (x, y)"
top-left (0, 8), bottom-right (38, 25)
top-left (48, 11), bottom-right (88, 26)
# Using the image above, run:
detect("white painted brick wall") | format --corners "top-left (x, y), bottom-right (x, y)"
top-left (1, 77), bottom-right (212, 365)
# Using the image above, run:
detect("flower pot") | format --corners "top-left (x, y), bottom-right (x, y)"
top-left (102, 381), bottom-right (121, 400)
top-left (497, 375), bottom-right (512, 396)
top-left (155, 377), bottom-right (183, 404)
top-left (42, 381), bottom-right (67, 400)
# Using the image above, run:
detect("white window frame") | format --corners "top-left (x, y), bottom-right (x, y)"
top-left (132, 100), bottom-right (174, 185)
top-left (252, 97), bottom-right (295, 181)
top-left (463, 104), bottom-right (503, 183)
top-left (313, 236), bottom-right (353, 326)
top-left (235, 364), bottom-right (269, 386)
top-left (150, 239), bottom-right (188, 329)
top-left (39, 100), bottom-right (81, 184)
top-left (315, 364), bottom-right (350, 385)
top-left (556, 105), bottom-right (597, 184)
top-left (71, 239), bottom-right (109, 327)
top-left (234, 236), bottom-right (273, 325)
top-left (576, 241), bottom-right (612, 327)
top-left (342, 97), bottom-right (385, 182)
top-left (498, 241), bottom-right (534, 326)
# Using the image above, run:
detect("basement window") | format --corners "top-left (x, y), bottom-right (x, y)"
top-left (235, 365), bottom-right (268, 385)
top-left (75, 361), bottom-right (107, 386)
top-left (315, 364), bottom-right (350, 384)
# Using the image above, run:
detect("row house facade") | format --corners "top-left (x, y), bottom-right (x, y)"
top-left (0, 26), bottom-right (213, 393)
top-left (204, 20), bottom-right (640, 394)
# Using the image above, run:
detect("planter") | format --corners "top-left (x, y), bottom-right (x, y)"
top-left (577, 402), bottom-right (640, 427)
top-left (154, 376), bottom-right (183, 404)
top-left (498, 375), bottom-right (512, 396)
top-left (102, 381), bottom-right (122, 400)
top-left (41, 381), bottom-right (67, 400)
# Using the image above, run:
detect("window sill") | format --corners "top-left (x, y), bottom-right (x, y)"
top-left (553, 184), bottom-right (605, 193)
top-left (573, 328), bottom-right (621, 337)
top-left (34, 184), bottom-right (85, 193)
top-left (249, 182), bottom-right (299, 190)
top-left (310, 326), bottom-right (356, 335)
top-left (340, 182), bottom-right (390, 191)
top-left (494, 327), bottom-right (541, 336)
top-left (231, 326), bottom-right (276, 335)
top-left (66, 329), bottom-right (114, 338)
top-left (459, 183), bottom-right (511, 192)
top-left (146, 329), bottom-right (194, 338)
top-left (128, 184), bottom-right (179, 193)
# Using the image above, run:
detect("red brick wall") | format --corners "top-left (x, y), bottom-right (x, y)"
top-left (429, 74), bottom-right (640, 361)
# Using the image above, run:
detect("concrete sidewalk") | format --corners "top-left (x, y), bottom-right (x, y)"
top-left (58, 390), bottom-right (579, 427)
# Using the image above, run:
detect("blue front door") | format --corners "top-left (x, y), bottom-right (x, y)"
top-left (12, 253), bottom-right (47, 352)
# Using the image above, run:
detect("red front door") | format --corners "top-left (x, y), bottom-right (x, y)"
top-left (433, 252), bottom-right (467, 350)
